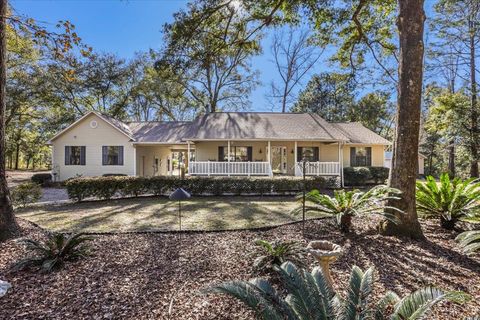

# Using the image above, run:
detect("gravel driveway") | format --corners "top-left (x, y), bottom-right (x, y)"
top-left (6, 170), bottom-right (69, 203)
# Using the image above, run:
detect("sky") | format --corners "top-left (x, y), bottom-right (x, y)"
top-left (10, 0), bottom-right (438, 112)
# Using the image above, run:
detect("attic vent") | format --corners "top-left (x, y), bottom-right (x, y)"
top-left (90, 120), bottom-right (98, 129)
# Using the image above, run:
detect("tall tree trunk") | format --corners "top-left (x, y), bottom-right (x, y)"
top-left (14, 141), bottom-right (19, 170)
top-left (0, 0), bottom-right (20, 241)
top-left (448, 139), bottom-right (455, 177)
top-left (380, 0), bottom-right (425, 239)
top-left (469, 17), bottom-right (479, 178)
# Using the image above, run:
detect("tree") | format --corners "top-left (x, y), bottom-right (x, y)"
top-left (430, 0), bottom-right (480, 177)
top-left (380, 0), bottom-right (426, 238)
top-left (0, 1), bottom-right (88, 241)
top-left (348, 92), bottom-right (394, 137)
top-left (157, 0), bottom-right (261, 113)
top-left (292, 72), bottom-right (356, 121)
top-left (269, 27), bottom-right (321, 112)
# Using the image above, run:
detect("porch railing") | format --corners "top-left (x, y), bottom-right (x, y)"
top-left (189, 161), bottom-right (272, 176)
top-left (295, 161), bottom-right (341, 176)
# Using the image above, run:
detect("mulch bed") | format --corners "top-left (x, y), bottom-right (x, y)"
top-left (0, 218), bottom-right (479, 319)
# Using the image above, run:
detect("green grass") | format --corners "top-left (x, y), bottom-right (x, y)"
top-left (15, 196), bottom-right (321, 233)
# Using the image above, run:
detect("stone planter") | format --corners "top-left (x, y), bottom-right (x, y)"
top-left (307, 240), bottom-right (342, 289)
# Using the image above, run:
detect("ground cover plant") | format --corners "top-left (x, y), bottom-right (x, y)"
top-left (416, 173), bottom-right (480, 230)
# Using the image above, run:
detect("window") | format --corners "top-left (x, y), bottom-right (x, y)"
top-left (102, 146), bottom-right (124, 165)
top-left (350, 147), bottom-right (371, 166)
top-left (218, 146), bottom-right (253, 162)
top-left (65, 146), bottom-right (86, 165)
top-left (296, 147), bottom-right (319, 162)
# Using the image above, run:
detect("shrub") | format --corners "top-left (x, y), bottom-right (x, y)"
top-left (253, 239), bottom-right (306, 274)
top-left (13, 233), bottom-right (93, 272)
top-left (343, 166), bottom-right (389, 186)
top-left (207, 262), bottom-right (468, 320)
top-left (31, 173), bottom-right (52, 186)
top-left (65, 175), bottom-right (331, 201)
top-left (416, 173), bottom-right (480, 230)
top-left (11, 182), bottom-right (42, 207)
top-left (293, 185), bottom-right (401, 232)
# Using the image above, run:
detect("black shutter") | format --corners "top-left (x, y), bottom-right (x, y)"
top-left (297, 147), bottom-right (302, 162)
top-left (118, 146), bottom-right (124, 165)
top-left (366, 147), bottom-right (372, 166)
top-left (247, 146), bottom-right (253, 161)
top-left (102, 146), bottom-right (108, 165)
top-left (350, 147), bottom-right (356, 167)
top-left (65, 146), bottom-right (70, 165)
top-left (80, 146), bottom-right (86, 165)
top-left (218, 146), bottom-right (224, 161)
top-left (313, 147), bottom-right (319, 162)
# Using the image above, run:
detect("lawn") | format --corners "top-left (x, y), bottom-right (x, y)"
top-left (15, 196), bottom-right (317, 233)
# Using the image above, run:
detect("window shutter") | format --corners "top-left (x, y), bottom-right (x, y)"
top-left (65, 146), bottom-right (70, 165)
top-left (313, 147), bottom-right (319, 162)
top-left (366, 147), bottom-right (372, 166)
top-left (119, 146), bottom-right (124, 165)
top-left (297, 147), bottom-right (302, 162)
top-left (80, 146), bottom-right (86, 165)
top-left (247, 146), bottom-right (253, 162)
top-left (218, 146), bottom-right (224, 161)
top-left (102, 146), bottom-right (108, 165)
top-left (350, 147), bottom-right (356, 167)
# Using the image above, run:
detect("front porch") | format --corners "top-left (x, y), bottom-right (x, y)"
top-left (186, 140), bottom-right (343, 178)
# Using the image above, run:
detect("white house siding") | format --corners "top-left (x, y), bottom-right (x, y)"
top-left (51, 113), bottom-right (135, 181)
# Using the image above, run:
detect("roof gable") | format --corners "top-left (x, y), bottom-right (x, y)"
top-left (48, 111), bottom-right (134, 143)
top-left (332, 122), bottom-right (391, 145)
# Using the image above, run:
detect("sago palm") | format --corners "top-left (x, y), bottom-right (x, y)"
top-left (416, 173), bottom-right (480, 230)
top-left (456, 216), bottom-right (480, 254)
top-left (295, 185), bottom-right (401, 232)
top-left (207, 262), bottom-right (469, 320)
top-left (253, 239), bottom-right (306, 273)
top-left (14, 232), bottom-right (93, 272)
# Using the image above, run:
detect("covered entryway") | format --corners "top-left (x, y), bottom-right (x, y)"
top-left (271, 146), bottom-right (287, 174)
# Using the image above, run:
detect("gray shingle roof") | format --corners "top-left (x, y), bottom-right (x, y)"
top-left (332, 122), bottom-right (391, 145)
top-left (183, 112), bottom-right (349, 141)
top-left (128, 121), bottom-right (192, 144)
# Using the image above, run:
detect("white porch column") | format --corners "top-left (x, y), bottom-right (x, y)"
top-left (133, 145), bottom-right (137, 176)
top-left (227, 140), bottom-right (231, 176)
top-left (187, 141), bottom-right (191, 175)
top-left (339, 142), bottom-right (344, 187)
top-left (267, 141), bottom-right (271, 163)
top-left (294, 141), bottom-right (297, 165)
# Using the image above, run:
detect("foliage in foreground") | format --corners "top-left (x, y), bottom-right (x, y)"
top-left (11, 182), bottom-right (42, 207)
top-left (208, 262), bottom-right (469, 320)
top-left (416, 173), bottom-right (480, 230)
top-left (253, 240), bottom-right (306, 274)
top-left (456, 216), bottom-right (480, 254)
top-left (294, 185), bottom-right (401, 232)
top-left (14, 233), bottom-right (93, 272)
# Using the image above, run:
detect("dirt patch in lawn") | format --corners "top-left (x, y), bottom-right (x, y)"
top-left (0, 218), bottom-right (479, 319)
top-left (15, 196), bottom-right (315, 233)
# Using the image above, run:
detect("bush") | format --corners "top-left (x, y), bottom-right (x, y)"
top-left (31, 173), bottom-right (52, 187)
top-left (343, 166), bottom-right (389, 186)
top-left (11, 182), bottom-right (42, 207)
top-left (253, 239), bottom-right (306, 274)
top-left (65, 175), bottom-right (332, 202)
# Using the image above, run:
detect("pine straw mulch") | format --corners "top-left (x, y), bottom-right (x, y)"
top-left (0, 218), bottom-right (479, 320)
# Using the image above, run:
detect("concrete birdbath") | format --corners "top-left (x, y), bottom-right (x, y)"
top-left (307, 240), bottom-right (342, 289)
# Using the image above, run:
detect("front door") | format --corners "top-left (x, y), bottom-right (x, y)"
top-left (271, 146), bottom-right (287, 174)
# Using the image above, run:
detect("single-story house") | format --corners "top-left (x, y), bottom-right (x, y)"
top-left (384, 151), bottom-right (426, 175)
top-left (48, 111), bottom-right (391, 185)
